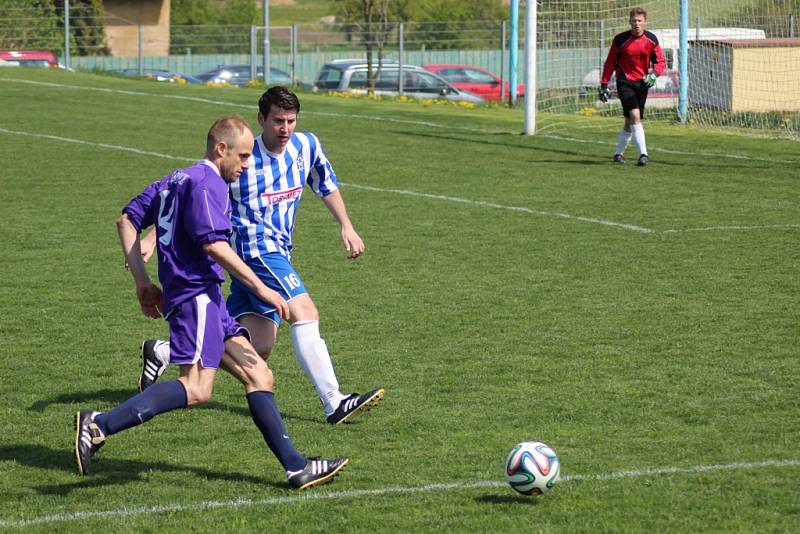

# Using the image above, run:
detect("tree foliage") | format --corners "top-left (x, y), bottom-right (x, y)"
top-left (170, 0), bottom-right (259, 54)
top-left (330, 0), bottom-right (411, 87)
top-left (715, 0), bottom-right (800, 37)
top-left (55, 0), bottom-right (110, 55)
top-left (404, 0), bottom-right (504, 50)
top-left (0, 0), bottom-right (108, 55)
top-left (0, 0), bottom-right (62, 51)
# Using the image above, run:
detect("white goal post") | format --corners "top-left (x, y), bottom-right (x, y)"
top-left (518, 0), bottom-right (799, 139)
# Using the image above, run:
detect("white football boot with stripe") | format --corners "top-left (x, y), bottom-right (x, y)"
top-left (139, 339), bottom-right (169, 392)
top-left (326, 388), bottom-right (385, 425)
top-left (287, 456), bottom-right (349, 491)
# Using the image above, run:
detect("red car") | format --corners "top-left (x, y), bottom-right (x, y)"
top-left (0, 50), bottom-right (58, 68)
top-left (421, 64), bottom-right (524, 102)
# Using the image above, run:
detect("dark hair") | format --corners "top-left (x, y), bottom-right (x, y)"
top-left (258, 86), bottom-right (300, 117)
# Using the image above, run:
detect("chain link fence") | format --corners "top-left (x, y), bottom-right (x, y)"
top-left (1, 5), bottom-right (796, 136)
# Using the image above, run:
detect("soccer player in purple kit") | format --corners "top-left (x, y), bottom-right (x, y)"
top-left (599, 6), bottom-right (665, 166)
top-left (74, 116), bottom-right (348, 491)
top-left (139, 87), bottom-right (384, 426)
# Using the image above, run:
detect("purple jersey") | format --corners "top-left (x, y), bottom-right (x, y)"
top-left (123, 160), bottom-right (232, 315)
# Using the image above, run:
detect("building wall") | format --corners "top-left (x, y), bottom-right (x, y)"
top-left (103, 0), bottom-right (170, 57)
top-left (732, 47), bottom-right (800, 112)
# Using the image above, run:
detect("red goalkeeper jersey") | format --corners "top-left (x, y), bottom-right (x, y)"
top-left (601, 30), bottom-right (665, 84)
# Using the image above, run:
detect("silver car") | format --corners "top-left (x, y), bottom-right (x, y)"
top-left (194, 64), bottom-right (311, 89)
top-left (314, 59), bottom-right (485, 104)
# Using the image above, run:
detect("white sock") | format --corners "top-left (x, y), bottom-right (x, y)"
top-left (631, 123), bottom-right (647, 156)
top-left (154, 340), bottom-right (171, 366)
top-left (614, 128), bottom-right (632, 155)
top-left (291, 320), bottom-right (345, 415)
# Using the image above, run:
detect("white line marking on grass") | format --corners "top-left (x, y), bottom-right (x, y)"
top-left (0, 78), bottom-right (481, 131)
top-left (2, 125), bottom-right (795, 236)
top-left (6, 125), bottom-right (796, 236)
top-left (0, 127), bottom-right (195, 162)
top-left (1, 459), bottom-right (797, 528)
top-left (0, 77), bottom-right (251, 110)
top-left (0, 126), bottom-right (652, 234)
top-left (531, 135), bottom-right (800, 165)
top-left (663, 224), bottom-right (800, 234)
top-left (345, 183), bottom-right (655, 233)
top-left (3, 77), bottom-right (797, 165)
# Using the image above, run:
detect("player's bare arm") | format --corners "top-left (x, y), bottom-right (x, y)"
top-left (139, 227), bottom-right (156, 262)
top-left (202, 240), bottom-right (289, 319)
top-left (321, 189), bottom-right (365, 259)
top-left (116, 213), bottom-right (163, 318)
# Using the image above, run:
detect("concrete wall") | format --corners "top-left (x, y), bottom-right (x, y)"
top-left (103, 0), bottom-right (170, 57)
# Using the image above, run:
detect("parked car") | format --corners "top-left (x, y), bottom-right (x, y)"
top-left (194, 64), bottom-right (311, 89)
top-left (314, 59), bottom-right (485, 104)
top-left (111, 68), bottom-right (202, 84)
top-left (421, 64), bottom-right (524, 102)
top-left (0, 50), bottom-right (58, 68)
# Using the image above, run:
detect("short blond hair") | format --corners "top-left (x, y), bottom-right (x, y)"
top-left (206, 116), bottom-right (252, 153)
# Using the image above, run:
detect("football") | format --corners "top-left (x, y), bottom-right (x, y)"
top-left (504, 441), bottom-right (560, 495)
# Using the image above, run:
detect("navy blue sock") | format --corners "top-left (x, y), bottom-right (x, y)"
top-left (246, 391), bottom-right (306, 471)
top-left (95, 381), bottom-right (188, 436)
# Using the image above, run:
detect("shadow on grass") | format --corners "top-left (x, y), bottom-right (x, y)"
top-left (474, 493), bottom-right (540, 506)
top-left (393, 130), bottom-right (764, 169)
top-left (27, 388), bottom-right (320, 425)
top-left (0, 443), bottom-right (285, 495)
top-left (393, 129), bottom-right (607, 164)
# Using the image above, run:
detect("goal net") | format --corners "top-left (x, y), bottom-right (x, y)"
top-left (530, 0), bottom-right (799, 140)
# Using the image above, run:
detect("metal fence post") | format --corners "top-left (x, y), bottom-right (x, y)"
top-left (500, 20), bottom-right (506, 99)
top-left (789, 15), bottom-right (795, 38)
top-left (679, 0), bottom-right (688, 124)
top-left (291, 24), bottom-right (298, 85)
top-left (250, 25), bottom-right (257, 82)
top-left (509, 0), bottom-right (519, 107)
top-left (64, 0), bottom-right (71, 70)
top-left (138, 24), bottom-right (144, 76)
top-left (263, 0), bottom-right (270, 84)
top-left (399, 23), bottom-right (404, 95)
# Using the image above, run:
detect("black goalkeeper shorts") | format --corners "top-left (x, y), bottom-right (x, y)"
top-left (617, 78), bottom-right (649, 119)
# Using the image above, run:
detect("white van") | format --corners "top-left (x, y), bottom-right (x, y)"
top-left (650, 27), bottom-right (767, 69)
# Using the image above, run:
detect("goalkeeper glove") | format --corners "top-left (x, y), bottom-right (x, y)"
top-left (598, 84), bottom-right (609, 103)
top-left (644, 73), bottom-right (657, 88)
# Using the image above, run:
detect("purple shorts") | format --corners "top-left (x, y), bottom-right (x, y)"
top-left (167, 285), bottom-right (248, 369)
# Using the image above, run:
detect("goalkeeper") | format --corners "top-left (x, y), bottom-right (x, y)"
top-left (599, 6), bottom-right (665, 166)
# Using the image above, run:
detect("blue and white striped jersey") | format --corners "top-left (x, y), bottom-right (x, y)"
top-left (230, 131), bottom-right (339, 258)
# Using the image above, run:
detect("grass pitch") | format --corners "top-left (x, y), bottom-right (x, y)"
top-left (0, 68), bottom-right (798, 532)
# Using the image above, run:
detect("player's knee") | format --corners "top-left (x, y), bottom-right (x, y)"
top-left (290, 297), bottom-right (319, 323)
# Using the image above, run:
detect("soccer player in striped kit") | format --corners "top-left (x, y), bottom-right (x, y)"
top-left (599, 6), bottom-right (665, 166)
top-left (140, 87), bottom-right (384, 425)
top-left (76, 117), bottom-right (348, 490)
